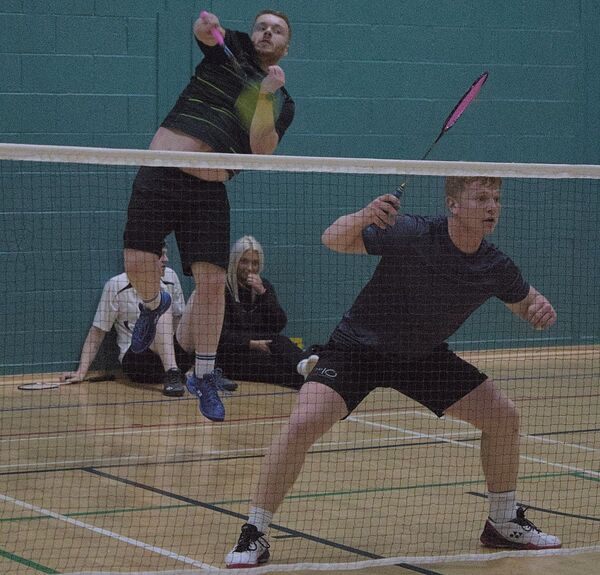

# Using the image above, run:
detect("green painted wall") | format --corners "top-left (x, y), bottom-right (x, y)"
top-left (0, 1), bottom-right (598, 374)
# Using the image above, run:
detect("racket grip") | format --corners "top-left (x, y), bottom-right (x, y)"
top-left (211, 27), bottom-right (225, 45)
top-left (393, 182), bottom-right (406, 200)
top-left (199, 10), bottom-right (225, 45)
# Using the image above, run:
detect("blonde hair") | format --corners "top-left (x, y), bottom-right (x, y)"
top-left (227, 235), bottom-right (265, 303)
top-left (445, 176), bottom-right (502, 199)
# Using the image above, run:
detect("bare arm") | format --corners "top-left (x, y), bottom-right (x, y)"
top-left (61, 326), bottom-right (107, 382)
top-left (505, 285), bottom-right (557, 330)
top-left (322, 194), bottom-right (400, 254)
top-left (250, 67), bottom-right (286, 154)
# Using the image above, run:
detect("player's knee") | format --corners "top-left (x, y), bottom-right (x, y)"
top-left (488, 397), bottom-right (519, 434)
top-left (288, 407), bottom-right (339, 445)
top-left (286, 418), bottom-right (326, 451)
top-left (191, 262), bottom-right (226, 291)
top-left (124, 249), bottom-right (155, 276)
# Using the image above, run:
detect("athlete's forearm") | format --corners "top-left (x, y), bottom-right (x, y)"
top-left (322, 211), bottom-right (370, 254)
top-left (76, 326), bottom-right (107, 376)
top-left (250, 94), bottom-right (279, 154)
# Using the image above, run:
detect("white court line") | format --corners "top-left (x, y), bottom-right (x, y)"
top-left (437, 411), bottom-right (600, 454)
top-left (3, 403), bottom-right (596, 470)
top-left (522, 433), bottom-right (600, 453)
top-left (62, 545), bottom-right (600, 575)
top-left (356, 409), bottom-right (600, 455)
top-left (0, 407), bottom-right (437, 446)
top-left (347, 415), bottom-right (600, 479)
top-left (0, 492), bottom-right (218, 570)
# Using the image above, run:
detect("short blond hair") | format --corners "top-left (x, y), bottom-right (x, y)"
top-left (445, 176), bottom-right (502, 199)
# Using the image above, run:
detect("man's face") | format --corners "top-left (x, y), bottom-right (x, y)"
top-left (452, 181), bottom-right (502, 236)
top-left (251, 14), bottom-right (289, 63)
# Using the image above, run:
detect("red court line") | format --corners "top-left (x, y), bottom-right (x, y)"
top-left (0, 412), bottom-right (290, 440)
top-left (2, 391), bottom-right (599, 441)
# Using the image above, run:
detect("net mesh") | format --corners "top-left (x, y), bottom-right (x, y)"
top-left (0, 145), bottom-right (598, 575)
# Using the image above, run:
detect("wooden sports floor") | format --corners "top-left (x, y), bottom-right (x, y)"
top-left (0, 346), bottom-right (598, 575)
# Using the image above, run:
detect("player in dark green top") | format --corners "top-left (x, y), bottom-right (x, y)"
top-left (225, 176), bottom-right (561, 568)
top-left (123, 10), bottom-right (294, 422)
top-left (162, 13), bottom-right (295, 158)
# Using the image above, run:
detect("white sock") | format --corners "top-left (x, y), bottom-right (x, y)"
top-left (194, 353), bottom-right (215, 378)
top-left (248, 506), bottom-right (273, 535)
top-left (142, 292), bottom-right (161, 311)
top-left (488, 490), bottom-right (517, 523)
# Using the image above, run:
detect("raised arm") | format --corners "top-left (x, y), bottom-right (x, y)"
top-left (322, 193), bottom-right (399, 254)
top-left (193, 11), bottom-right (224, 46)
top-left (250, 67), bottom-right (286, 154)
top-left (505, 285), bottom-right (557, 330)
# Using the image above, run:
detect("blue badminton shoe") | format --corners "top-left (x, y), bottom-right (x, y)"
top-left (130, 291), bottom-right (171, 354)
top-left (186, 370), bottom-right (226, 422)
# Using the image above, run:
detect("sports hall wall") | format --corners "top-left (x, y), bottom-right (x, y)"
top-left (0, 1), bottom-right (598, 374)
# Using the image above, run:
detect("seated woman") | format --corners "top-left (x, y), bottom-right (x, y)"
top-left (216, 236), bottom-right (318, 388)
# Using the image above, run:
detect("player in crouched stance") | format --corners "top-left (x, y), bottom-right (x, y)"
top-left (225, 177), bottom-right (561, 568)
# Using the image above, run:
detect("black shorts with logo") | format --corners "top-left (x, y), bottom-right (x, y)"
top-left (305, 341), bottom-right (487, 417)
top-left (123, 166), bottom-right (230, 274)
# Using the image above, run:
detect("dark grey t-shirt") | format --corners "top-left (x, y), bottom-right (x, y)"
top-left (331, 214), bottom-right (530, 357)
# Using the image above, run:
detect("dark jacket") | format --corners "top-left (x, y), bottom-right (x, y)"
top-left (219, 278), bottom-right (287, 351)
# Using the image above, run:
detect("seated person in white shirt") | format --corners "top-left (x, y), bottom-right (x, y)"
top-left (61, 245), bottom-right (191, 396)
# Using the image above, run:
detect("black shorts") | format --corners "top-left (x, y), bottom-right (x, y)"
top-left (306, 342), bottom-right (488, 417)
top-left (123, 166), bottom-right (230, 274)
top-left (121, 337), bottom-right (193, 384)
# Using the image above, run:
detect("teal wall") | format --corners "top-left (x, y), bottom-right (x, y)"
top-left (0, 1), bottom-right (598, 374)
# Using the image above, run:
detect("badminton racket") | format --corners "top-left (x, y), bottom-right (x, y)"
top-left (200, 11), bottom-right (245, 76)
top-left (18, 374), bottom-right (115, 391)
top-left (394, 71), bottom-right (489, 199)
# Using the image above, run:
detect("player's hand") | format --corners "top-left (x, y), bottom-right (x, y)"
top-left (246, 273), bottom-right (266, 296)
top-left (362, 194), bottom-right (400, 229)
top-left (249, 340), bottom-right (272, 354)
top-left (196, 10), bottom-right (222, 44)
top-left (60, 371), bottom-right (85, 383)
top-left (260, 66), bottom-right (285, 94)
top-left (526, 295), bottom-right (557, 330)
top-left (198, 10), bottom-right (219, 30)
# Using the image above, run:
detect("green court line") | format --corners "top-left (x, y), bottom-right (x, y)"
top-left (230, 471), bottom-right (578, 505)
top-left (0, 548), bottom-right (59, 574)
top-left (1, 471), bottom-right (582, 526)
top-left (213, 469), bottom-right (600, 506)
top-left (573, 470), bottom-right (600, 483)
top-left (1, 470), bottom-right (594, 572)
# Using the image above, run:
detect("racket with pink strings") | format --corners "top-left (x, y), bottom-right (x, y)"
top-left (394, 71), bottom-right (489, 199)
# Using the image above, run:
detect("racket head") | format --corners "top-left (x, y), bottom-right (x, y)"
top-left (17, 374), bottom-right (114, 391)
top-left (18, 382), bottom-right (61, 390)
top-left (441, 71), bottom-right (488, 133)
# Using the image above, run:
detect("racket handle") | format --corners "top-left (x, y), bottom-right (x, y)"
top-left (200, 11), bottom-right (225, 45)
top-left (211, 27), bottom-right (225, 46)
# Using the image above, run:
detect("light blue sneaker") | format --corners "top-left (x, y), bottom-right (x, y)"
top-left (186, 370), bottom-right (226, 422)
top-left (130, 291), bottom-right (171, 354)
